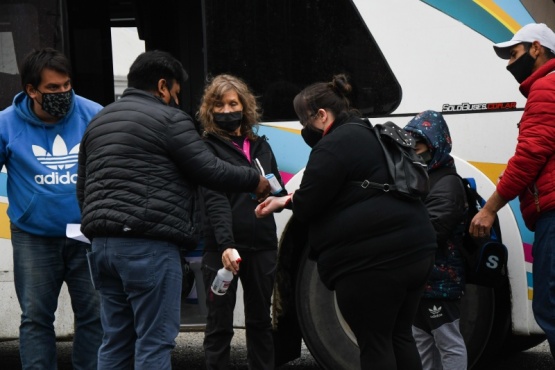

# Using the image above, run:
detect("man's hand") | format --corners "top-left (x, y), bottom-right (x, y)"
top-left (469, 208), bottom-right (496, 238)
top-left (469, 190), bottom-right (508, 238)
top-left (253, 175), bottom-right (271, 202)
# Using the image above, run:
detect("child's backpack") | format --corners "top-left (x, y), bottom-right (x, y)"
top-left (349, 120), bottom-right (430, 200)
top-left (457, 175), bottom-right (509, 288)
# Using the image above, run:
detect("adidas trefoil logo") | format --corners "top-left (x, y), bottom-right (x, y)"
top-left (32, 135), bottom-right (79, 185)
top-left (428, 305), bottom-right (443, 319)
top-left (33, 135), bottom-right (79, 170)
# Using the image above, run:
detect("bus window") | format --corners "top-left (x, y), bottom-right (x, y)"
top-left (203, 0), bottom-right (401, 120)
top-left (0, 1), bottom-right (60, 110)
top-left (111, 27), bottom-right (145, 100)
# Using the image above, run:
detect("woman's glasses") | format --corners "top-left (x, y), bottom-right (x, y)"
top-left (300, 111), bottom-right (319, 127)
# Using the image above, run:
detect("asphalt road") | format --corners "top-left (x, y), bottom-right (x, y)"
top-left (0, 330), bottom-right (553, 369)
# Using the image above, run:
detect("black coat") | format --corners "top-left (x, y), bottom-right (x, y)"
top-left (291, 115), bottom-right (437, 290)
top-left (423, 167), bottom-right (467, 300)
top-left (200, 132), bottom-right (287, 253)
top-left (77, 88), bottom-right (260, 246)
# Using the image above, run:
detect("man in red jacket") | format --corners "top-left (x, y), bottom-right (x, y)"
top-left (470, 22), bottom-right (555, 359)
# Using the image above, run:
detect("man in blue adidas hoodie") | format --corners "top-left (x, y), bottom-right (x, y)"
top-left (0, 48), bottom-right (102, 370)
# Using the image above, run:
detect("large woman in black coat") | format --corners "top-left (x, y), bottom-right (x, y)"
top-left (255, 74), bottom-right (437, 369)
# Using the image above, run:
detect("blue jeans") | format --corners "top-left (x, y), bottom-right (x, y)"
top-left (89, 237), bottom-right (182, 370)
top-left (532, 210), bottom-right (555, 359)
top-left (11, 224), bottom-right (102, 370)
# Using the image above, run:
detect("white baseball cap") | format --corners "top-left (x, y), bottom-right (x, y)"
top-left (493, 23), bottom-right (555, 59)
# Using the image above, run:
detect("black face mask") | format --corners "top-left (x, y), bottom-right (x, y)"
top-left (301, 127), bottom-right (324, 148)
top-left (214, 111), bottom-right (243, 132)
top-left (37, 89), bottom-right (73, 117)
top-left (507, 51), bottom-right (536, 84)
top-left (419, 150), bottom-right (432, 165)
top-left (168, 96), bottom-right (179, 109)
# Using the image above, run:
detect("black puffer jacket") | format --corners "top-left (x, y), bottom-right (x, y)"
top-left (77, 88), bottom-right (260, 246)
top-left (200, 133), bottom-right (287, 253)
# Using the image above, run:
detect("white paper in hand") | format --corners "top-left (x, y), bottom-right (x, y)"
top-left (66, 223), bottom-right (91, 244)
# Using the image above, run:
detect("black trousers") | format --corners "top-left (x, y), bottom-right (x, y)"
top-left (202, 250), bottom-right (277, 370)
top-left (334, 255), bottom-right (434, 370)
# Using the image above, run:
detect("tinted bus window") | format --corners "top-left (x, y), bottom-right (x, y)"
top-left (0, 0), bottom-right (61, 110)
top-left (204, 0), bottom-right (401, 121)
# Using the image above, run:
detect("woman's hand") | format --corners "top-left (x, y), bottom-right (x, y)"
top-left (255, 195), bottom-right (291, 218)
top-left (222, 248), bottom-right (241, 274)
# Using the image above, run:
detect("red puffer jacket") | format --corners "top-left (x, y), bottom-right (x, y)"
top-left (497, 58), bottom-right (555, 231)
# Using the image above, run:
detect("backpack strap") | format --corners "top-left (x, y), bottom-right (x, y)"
top-left (354, 179), bottom-right (398, 192)
top-left (341, 120), bottom-right (400, 192)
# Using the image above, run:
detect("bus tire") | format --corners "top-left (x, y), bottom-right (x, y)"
top-left (295, 248), bottom-right (503, 369)
top-left (295, 246), bottom-right (360, 369)
top-left (460, 284), bottom-right (497, 368)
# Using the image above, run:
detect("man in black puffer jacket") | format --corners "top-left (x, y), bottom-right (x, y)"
top-left (76, 50), bottom-right (269, 370)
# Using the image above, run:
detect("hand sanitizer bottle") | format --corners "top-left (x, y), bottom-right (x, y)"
top-left (211, 250), bottom-right (241, 295)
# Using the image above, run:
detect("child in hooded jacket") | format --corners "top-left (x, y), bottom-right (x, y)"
top-left (405, 110), bottom-right (468, 370)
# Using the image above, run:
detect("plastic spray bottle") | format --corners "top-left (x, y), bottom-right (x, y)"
top-left (211, 249), bottom-right (241, 295)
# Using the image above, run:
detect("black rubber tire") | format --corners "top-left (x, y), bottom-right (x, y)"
top-left (466, 279), bottom-right (515, 370)
top-left (295, 247), bottom-right (360, 369)
top-left (460, 284), bottom-right (496, 368)
top-left (501, 334), bottom-right (547, 354)
top-left (295, 247), bottom-right (501, 369)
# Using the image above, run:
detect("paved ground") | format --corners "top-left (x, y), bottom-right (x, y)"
top-left (1, 330), bottom-right (553, 369)
top-left (0, 329), bottom-right (319, 369)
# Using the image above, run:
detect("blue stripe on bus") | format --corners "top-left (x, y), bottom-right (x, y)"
top-left (258, 125), bottom-right (310, 176)
top-left (527, 270), bottom-right (533, 288)
top-left (421, 0), bottom-right (532, 42)
top-left (495, 0), bottom-right (536, 27)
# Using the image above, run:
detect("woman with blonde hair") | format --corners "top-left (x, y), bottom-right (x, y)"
top-left (197, 74), bottom-right (287, 369)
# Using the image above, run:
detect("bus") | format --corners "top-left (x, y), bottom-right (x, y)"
top-left (1, 0), bottom-right (554, 368)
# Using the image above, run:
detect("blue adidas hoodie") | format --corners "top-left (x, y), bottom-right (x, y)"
top-left (0, 91), bottom-right (102, 237)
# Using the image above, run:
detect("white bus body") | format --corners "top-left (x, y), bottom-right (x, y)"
top-left (0, 0), bottom-right (553, 368)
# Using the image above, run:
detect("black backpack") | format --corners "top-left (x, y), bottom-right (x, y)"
top-left (455, 175), bottom-right (508, 288)
top-left (349, 120), bottom-right (430, 200)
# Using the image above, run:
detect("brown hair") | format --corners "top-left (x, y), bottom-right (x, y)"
top-left (197, 74), bottom-right (261, 140)
top-left (293, 73), bottom-right (358, 128)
